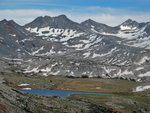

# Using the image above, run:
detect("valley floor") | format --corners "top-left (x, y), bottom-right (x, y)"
top-left (0, 73), bottom-right (150, 113)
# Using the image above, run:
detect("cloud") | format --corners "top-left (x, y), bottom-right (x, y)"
top-left (0, 9), bottom-right (150, 26)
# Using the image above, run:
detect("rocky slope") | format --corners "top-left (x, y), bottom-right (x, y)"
top-left (0, 15), bottom-right (150, 81)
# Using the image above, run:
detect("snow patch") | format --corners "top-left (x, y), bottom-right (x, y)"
top-left (120, 25), bottom-right (131, 30)
top-left (37, 47), bottom-right (56, 56)
top-left (24, 67), bottom-right (39, 73)
top-left (21, 38), bottom-right (33, 42)
top-left (115, 69), bottom-right (134, 77)
top-left (103, 67), bottom-right (116, 74)
top-left (92, 47), bottom-right (117, 58)
top-left (138, 71), bottom-right (150, 77)
top-left (18, 83), bottom-right (29, 87)
top-left (133, 85), bottom-right (150, 92)
top-left (9, 34), bottom-right (16, 37)
top-left (17, 49), bottom-right (21, 52)
top-left (126, 37), bottom-right (150, 50)
top-left (83, 52), bottom-right (91, 58)
top-left (101, 25), bottom-right (146, 39)
top-left (22, 88), bottom-right (32, 90)
top-left (135, 56), bottom-right (150, 65)
top-left (31, 46), bottom-right (44, 55)
top-left (135, 67), bottom-right (144, 71)
top-left (26, 27), bottom-right (83, 42)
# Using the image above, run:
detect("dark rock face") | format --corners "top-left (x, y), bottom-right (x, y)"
top-left (81, 19), bottom-right (118, 33)
top-left (24, 15), bottom-right (85, 31)
top-left (0, 15), bottom-right (150, 81)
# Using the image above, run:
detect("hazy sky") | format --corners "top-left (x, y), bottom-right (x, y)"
top-left (0, 0), bottom-right (150, 26)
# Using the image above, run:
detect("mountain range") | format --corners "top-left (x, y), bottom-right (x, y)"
top-left (0, 15), bottom-right (150, 82)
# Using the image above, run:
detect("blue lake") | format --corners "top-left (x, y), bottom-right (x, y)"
top-left (21, 89), bottom-right (111, 98)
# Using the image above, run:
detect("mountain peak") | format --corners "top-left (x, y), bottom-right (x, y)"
top-left (0, 19), bottom-right (20, 27)
top-left (8, 20), bottom-right (21, 28)
top-left (43, 16), bottom-right (52, 20)
top-left (24, 15), bottom-right (83, 31)
top-left (0, 19), bottom-right (8, 23)
top-left (86, 19), bottom-right (95, 22)
top-left (56, 14), bottom-right (67, 19)
top-left (81, 19), bottom-right (98, 27)
top-left (119, 19), bottom-right (139, 30)
top-left (54, 15), bottom-right (70, 22)
top-left (9, 20), bottom-right (17, 24)
top-left (125, 19), bottom-right (134, 22)
top-left (122, 19), bottom-right (138, 26)
top-left (83, 19), bottom-right (96, 23)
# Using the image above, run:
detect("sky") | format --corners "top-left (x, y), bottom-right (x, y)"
top-left (0, 0), bottom-right (150, 26)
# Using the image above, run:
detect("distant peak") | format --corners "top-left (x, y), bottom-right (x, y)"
top-left (122, 19), bottom-right (138, 25)
top-left (0, 19), bottom-right (9, 25)
top-left (81, 19), bottom-right (96, 25)
top-left (55, 15), bottom-right (69, 20)
top-left (8, 20), bottom-right (21, 27)
top-left (126, 19), bottom-right (133, 22)
top-left (87, 19), bottom-right (93, 21)
top-left (9, 20), bottom-right (16, 23)
top-left (85, 19), bottom-right (95, 22)
top-left (57, 14), bottom-right (67, 18)
top-left (43, 16), bottom-right (51, 19)
top-left (36, 16), bottom-right (43, 18)
top-left (1, 19), bottom-right (8, 22)
top-left (120, 19), bottom-right (139, 28)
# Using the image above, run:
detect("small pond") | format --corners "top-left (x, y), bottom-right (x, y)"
top-left (21, 89), bottom-right (111, 98)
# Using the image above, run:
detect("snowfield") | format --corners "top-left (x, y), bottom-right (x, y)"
top-left (133, 85), bottom-right (150, 92)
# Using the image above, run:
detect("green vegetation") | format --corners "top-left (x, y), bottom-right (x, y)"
top-left (1, 74), bottom-right (67, 90)
top-left (57, 78), bottom-right (140, 93)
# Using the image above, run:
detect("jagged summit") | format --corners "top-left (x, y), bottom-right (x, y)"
top-left (55, 14), bottom-right (68, 19)
top-left (119, 19), bottom-right (139, 29)
top-left (81, 19), bottom-right (96, 24)
top-left (24, 15), bottom-right (85, 31)
top-left (124, 19), bottom-right (136, 23)
top-left (24, 15), bottom-right (79, 29)
top-left (0, 19), bottom-right (7, 22)
top-left (8, 20), bottom-right (22, 28)
top-left (123, 19), bottom-right (138, 24)
top-left (81, 19), bottom-right (104, 26)
top-left (0, 19), bottom-right (21, 28)
top-left (0, 19), bottom-right (9, 25)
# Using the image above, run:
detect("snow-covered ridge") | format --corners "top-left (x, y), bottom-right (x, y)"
top-left (100, 24), bottom-right (150, 49)
top-left (26, 27), bottom-right (84, 41)
top-left (101, 24), bottom-right (147, 39)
